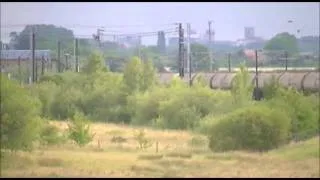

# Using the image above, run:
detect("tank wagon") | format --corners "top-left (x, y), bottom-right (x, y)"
top-left (158, 71), bottom-right (320, 92)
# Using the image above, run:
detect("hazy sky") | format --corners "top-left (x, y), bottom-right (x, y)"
top-left (1, 2), bottom-right (319, 45)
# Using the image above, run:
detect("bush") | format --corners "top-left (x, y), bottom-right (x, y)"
top-left (129, 88), bottom-right (172, 126)
top-left (158, 100), bottom-right (201, 130)
top-left (231, 64), bottom-right (253, 106)
top-left (81, 72), bottom-right (125, 122)
top-left (208, 104), bottom-right (291, 152)
top-left (133, 129), bottom-right (152, 150)
top-left (50, 86), bottom-right (83, 120)
top-left (39, 73), bottom-right (64, 85)
top-left (67, 112), bottom-right (95, 147)
top-left (266, 88), bottom-right (319, 141)
top-left (131, 78), bottom-right (231, 130)
top-left (31, 81), bottom-right (59, 118)
top-left (1, 75), bottom-right (42, 151)
top-left (262, 75), bottom-right (282, 100)
top-left (40, 122), bottom-right (67, 146)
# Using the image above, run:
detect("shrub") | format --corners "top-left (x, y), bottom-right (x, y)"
top-left (40, 122), bottom-right (66, 146)
top-left (262, 75), bottom-right (282, 100)
top-left (81, 72), bottom-right (125, 122)
top-left (129, 88), bottom-right (172, 126)
top-left (67, 112), bottom-right (95, 147)
top-left (158, 100), bottom-right (201, 130)
top-left (208, 104), bottom-right (291, 152)
top-left (31, 81), bottom-right (59, 118)
top-left (188, 136), bottom-right (207, 147)
top-left (267, 88), bottom-right (319, 141)
top-left (231, 64), bottom-right (254, 106)
top-left (0, 75), bottom-right (42, 151)
top-left (134, 129), bottom-right (152, 150)
top-left (131, 78), bottom-right (231, 130)
top-left (39, 73), bottom-right (64, 85)
top-left (50, 86), bottom-right (83, 120)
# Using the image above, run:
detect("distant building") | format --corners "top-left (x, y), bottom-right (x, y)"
top-left (244, 27), bottom-right (255, 40)
top-left (168, 29), bottom-right (202, 47)
top-left (168, 37), bottom-right (179, 46)
top-left (117, 36), bottom-right (141, 48)
top-left (236, 27), bottom-right (265, 47)
top-left (243, 49), bottom-right (267, 64)
top-left (0, 50), bottom-right (52, 72)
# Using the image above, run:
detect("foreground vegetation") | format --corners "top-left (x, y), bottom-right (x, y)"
top-left (1, 51), bottom-right (319, 177)
top-left (1, 121), bottom-right (319, 177)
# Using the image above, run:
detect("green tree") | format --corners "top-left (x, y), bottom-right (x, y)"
top-left (141, 59), bottom-right (156, 91)
top-left (67, 112), bottom-right (94, 147)
top-left (208, 104), bottom-right (291, 152)
top-left (231, 64), bottom-right (254, 106)
top-left (264, 32), bottom-right (299, 55)
top-left (191, 43), bottom-right (211, 71)
top-left (1, 75), bottom-right (42, 151)
top-left (82, 51), bottom-right (108, 74)
top-left (12, 25), bottom-right (74, 53)
top-left (122, 56), bottom-right (144, 94)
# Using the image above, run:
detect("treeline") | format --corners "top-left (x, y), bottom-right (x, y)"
top-left (1, 51), bottom-right (319, 153)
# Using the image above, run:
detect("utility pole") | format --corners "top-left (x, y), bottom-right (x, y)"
top-left (57, 41), bottom-right (61, 73)
top-left (138, 35), bottom-right (142, 60)
top-left (35, 52), bottom-right (38, 81)
top-left (255, 50), bottom-right (259, 88)
top-left (41, 55), bottom-right (45, 76)
top-left (228, 53), bottom-right (231, 72)
top-left (284, 51), bottom-right (288, 71)
top-left (64, 53), bottom-right (69, 71)
top-left (208, 21), bottom-right (213, 72)
top-left (253, 49), bottom-right (263, 101)
top-left (31, 28), bottom-right (35, 83)
top-left (18, 56), bottom-right (22, 84)
top-left (187, 23), bottom-right (192, 86)
top-left (95, 28), bottom-right (104, 48)
top-left (178, 23), bottom-right (184, 78)
top-left (75, 38), bottom-right (79, 72)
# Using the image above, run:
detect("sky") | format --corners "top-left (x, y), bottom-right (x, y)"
top-left (1, 2), bottom-right (319, 45)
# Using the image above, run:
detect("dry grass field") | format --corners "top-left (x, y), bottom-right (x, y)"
top-left (1, 121), bottom-right (319, 178)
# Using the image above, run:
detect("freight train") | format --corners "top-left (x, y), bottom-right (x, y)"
top-left (157, 71), bottom-right (320, 92)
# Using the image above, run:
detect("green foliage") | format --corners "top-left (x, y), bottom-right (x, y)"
top-left (81, 72), bottom-right (125, 122)
top-left (39, 73), bottom-right (65, 85)
top-left (133, 129), bottom-right (152, 150)
top-left (231, 64), bottom-right (254, 106)
top-left (12, 25), bottom-right (74, 53)
top-left (82, 51), bottom-right (108, 74)
top-left (40, 122), bottom-right (66, 146)
top-left (50, 85), bottom-right (83, 120)
top-left (31, 81), bottom-right (59, 118)
top-left (67, 112), bottom-right (94, 147)
top-left (188, 136), bottom-right (207, 147)
top-left (266, 88), bottom-right (319, 141)
top-left (158, 101), bottom-right (201, 130)
top-left (262, 75), bottom-right (282, 100)
top-left (192, 74), bottom-right (207, 87)
top-left (264, 32), bottom-right (299, 56)
top-left (131, 76), bottom-right (233, 130)
top-left (129, 89), bottom-right (171, 126)
top-left (191, 43), bottom-right (211, 71)
top-left (141, 59), bottom-right (156, 91)
top-left (123, 56), bottom-right (144, 94)
top-left (0, 75), bottom-right (42, 151)
top-left (208, 104), bottom-right (291, 152)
